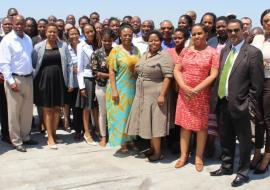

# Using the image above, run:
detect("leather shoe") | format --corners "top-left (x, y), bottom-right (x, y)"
top-left (231, 175), bottom-right (249, 187)
top-left (23, 139), bottom-right (38, 145)
top-left (210, 168), bottom-right (233, 176)
top-left (15, 145), bottom-right (27, 152)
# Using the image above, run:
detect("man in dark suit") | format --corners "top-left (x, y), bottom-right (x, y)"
top-left (210, 19), bottom-right (264, 187)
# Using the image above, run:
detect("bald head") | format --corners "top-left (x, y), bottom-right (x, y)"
top-left (13, 15), bottom-right (26, 38)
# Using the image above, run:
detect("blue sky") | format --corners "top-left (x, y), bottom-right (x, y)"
top-left (0, 0), bottom-right (268, 28)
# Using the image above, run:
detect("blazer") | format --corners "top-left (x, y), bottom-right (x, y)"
top-left (211, 42), bottom-right (264, 118)
top-left (32, 39), bottom-right (74, 88)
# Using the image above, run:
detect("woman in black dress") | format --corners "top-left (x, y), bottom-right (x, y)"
top-left (32, 23), bottom-right (73, 149)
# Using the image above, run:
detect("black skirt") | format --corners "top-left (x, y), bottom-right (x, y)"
top-left (75, 77), bottom-right (98, 109)
top-left (34, 48), bottom-right (67, 107)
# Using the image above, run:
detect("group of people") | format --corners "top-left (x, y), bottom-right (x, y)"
top-left (0, 7), bottom-right (270, 187)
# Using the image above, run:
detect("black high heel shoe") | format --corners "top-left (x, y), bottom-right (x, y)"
top-left (254, 160), bottom-right (270, 174)
top-left (250, 154), bottom-right (263, 170)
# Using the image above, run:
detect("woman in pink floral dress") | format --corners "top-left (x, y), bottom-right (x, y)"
top-left (174, 24), bottom-right (219, 172)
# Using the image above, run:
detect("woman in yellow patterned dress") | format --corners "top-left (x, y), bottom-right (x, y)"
top-left (106, 24), bottom-right (140, 150)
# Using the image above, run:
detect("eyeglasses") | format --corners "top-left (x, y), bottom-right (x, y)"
top-left (227, 28), bottom-right (240, 33)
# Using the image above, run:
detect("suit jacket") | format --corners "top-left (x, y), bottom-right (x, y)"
top-left (32, 39), bottom-right (74, 88)
top-left (212, 42), bottom-right (264, 118)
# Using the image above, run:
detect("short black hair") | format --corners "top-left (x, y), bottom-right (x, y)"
top-left (146, 30), bottom-right (163, 42)
top-left (216, 16), bottom-right (228, 24)
top-left (228, 19), bottom-right (243, 29)
top-left (78, 16), bottom-right (90, 24)
top-left (56, 19), bottom-right (65, 24)
top-left (109, 17), bottom-right (120, 25)
top-left (119, 23), bottom-right (133, 34)
top-left (7, 8), bottom-right (18, 16)
top-left (191, 23), bottom-right (208, 33)
top-left (174, 28), bottom-right (190, 40)
top-left (38, 18), bottom-right (48, 24)
top-left (90, 12), bottom-right (100, 17)
top-left (260, 9), bottom-right (270, 26)
top-left (123, 15), bottom-right (132, 20)
top-left (179, 14), bottom-right (193, 28)
top-left (101, 28), bottom-right (115, 39)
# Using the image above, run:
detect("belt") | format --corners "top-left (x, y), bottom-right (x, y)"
top-left (12, 73), bottom-right (32, 77)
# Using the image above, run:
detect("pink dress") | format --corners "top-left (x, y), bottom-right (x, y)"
top-left (175, 46), bottom-right (219, 131)
top-left (167, 48), bottom-right (181, 64)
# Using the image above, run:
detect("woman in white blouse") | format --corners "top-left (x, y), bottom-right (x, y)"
top-left (251, 9), bottom-right (270, 174)
top-left (76, 23), bottom-right (100, 145)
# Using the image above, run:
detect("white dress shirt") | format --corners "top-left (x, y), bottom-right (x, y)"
top-left (225, 40), bottom-right (245, 96)
top-left (0, 30), bottom-right (33, 85)
top-left (77, 40), bottom-right (94, 89)
top-left (252, 34), bottom-right (270, 78)
top-left (132, 36), bottom-right (148, 55)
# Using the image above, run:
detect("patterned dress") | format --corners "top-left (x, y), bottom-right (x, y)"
top-left (175, 46), bottom-right (219, 131)
top-left (106, 45), bottom-right (140, 146)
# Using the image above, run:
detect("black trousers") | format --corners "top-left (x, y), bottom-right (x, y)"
top-left (72, 107), bottom-right (83, 134)
top-left (0, 82), bottom-right (9, 138)
top-left (255, 79), bottom-right (270, 153)
top-left (217, 98), bottom-right (251, 177)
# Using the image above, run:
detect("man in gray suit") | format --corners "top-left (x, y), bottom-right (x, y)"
top-left (210, 19), bottom-right (264, 187)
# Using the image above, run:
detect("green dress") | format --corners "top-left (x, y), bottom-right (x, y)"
top-left (106, 45), bottom-right (140, 146)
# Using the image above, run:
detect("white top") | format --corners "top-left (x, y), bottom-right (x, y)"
top-left (225, 40), bottom-right (245, 96)
top-left (0, 30), bottom-right (33, 85)
top-left (132, 36), bottom-right (148, 54)
top-left (252, 34), bottom-right (270, 78)
top-left (77, 40), bottom-right (94, 89)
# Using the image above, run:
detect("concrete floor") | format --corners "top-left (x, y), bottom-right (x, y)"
top-left (0, 129), bottom-right (270, 190)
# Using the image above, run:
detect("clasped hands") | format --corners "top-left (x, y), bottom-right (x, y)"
top-left (183, 85), bottom-right (199, 101)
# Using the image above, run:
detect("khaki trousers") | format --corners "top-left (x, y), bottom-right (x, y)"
top-left (5, 76), bottom-right (33, 146)
top-left (95, 85), bottom-right (107, 137)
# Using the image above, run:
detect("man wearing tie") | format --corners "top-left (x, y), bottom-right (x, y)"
top-left (0, 15), bottom-right (37, 152)
top-left (210, 19), bottom-right (264, 187)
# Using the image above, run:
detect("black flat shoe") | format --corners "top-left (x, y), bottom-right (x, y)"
top-left (15, 145), bottom-right (27, 152)
top-left (143, 149), bottom-right (154, 157)
top-left (210, 168), bottom-right (233, 176)
top-left (148, 154), bottom-right (164, 162)
top-left (231, 175), bottom-right (249, 187)
top-left (23, 139), bottom-right (38, 145)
